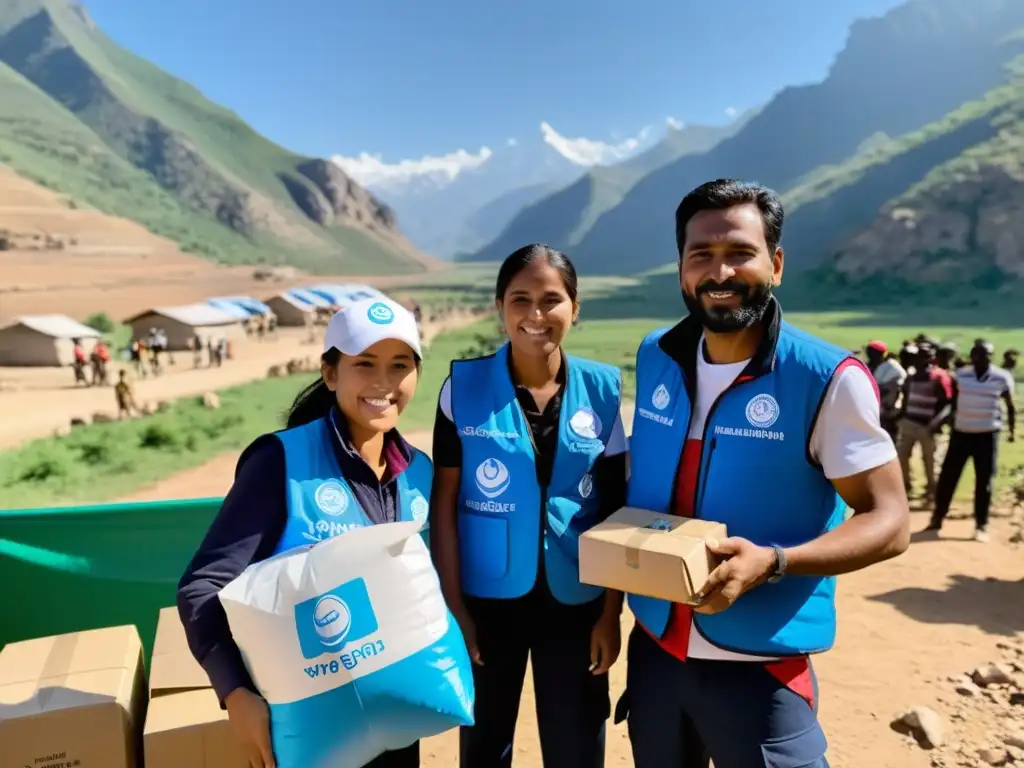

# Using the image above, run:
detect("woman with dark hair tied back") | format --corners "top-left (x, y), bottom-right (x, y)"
top-left (431, 244), bottom-right (628, 767)
top-left (177, 297), bottom-right (432, 768)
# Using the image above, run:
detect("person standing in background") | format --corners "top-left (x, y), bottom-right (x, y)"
top-left (865, 341), bottom-right (905, 440)
top-left (928, 341), bottom-right (1016, 542)
top-left (896, 343), bottom-right (952, 504)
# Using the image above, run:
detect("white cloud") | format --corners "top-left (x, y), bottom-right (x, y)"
top-left (666, 116), bottom-right (685, 130)
top-left (506, 137), bottom-right (518, 147)
top-left (331, 146), bottom-right (492, 187)
top-left (539, 121), bottom-right (653, 166)
top-left (724, 106), bottom-right (739, 119)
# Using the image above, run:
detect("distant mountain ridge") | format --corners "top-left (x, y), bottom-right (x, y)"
top-left (461, 112), bottom-right (754, 264)
top-left (0, 0), bottom-right (434, 274)
top-left (467, 0), bottom-right (1024, 290)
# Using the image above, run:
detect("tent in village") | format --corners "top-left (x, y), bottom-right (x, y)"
top-left (0, 315), bottom-right (102, 367)
top-left (306, 283), bottom-right (383, 308)
top-left (263, 288), bottom-right (330, 326)
top-left (123, 304), bottom-right (243, 351)
top-left (207, 296), bottom-right (273, 318)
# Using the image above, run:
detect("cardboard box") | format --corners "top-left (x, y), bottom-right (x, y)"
top-left (0, 625), bottom-right (146, 768)
top-left (579, 507), bottom-right (727, 605)
top-left (143, 607), bottom-right (248, 768)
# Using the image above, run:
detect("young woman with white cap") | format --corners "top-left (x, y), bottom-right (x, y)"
top-left (178, 297), bottom-right (431, 768)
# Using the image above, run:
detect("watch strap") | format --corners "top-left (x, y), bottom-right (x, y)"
top-left (767, 545), bottom-right (787, 583)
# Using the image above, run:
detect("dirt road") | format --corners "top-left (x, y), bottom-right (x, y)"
top-left (0, 311), bottom-right (481, 450)
top-left (119, 403), bottom-right (1024, 767)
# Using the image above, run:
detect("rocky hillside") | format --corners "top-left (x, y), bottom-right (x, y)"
top-left (790, 54), bottom-right (1024, 303)
top-left (473, 0), bottom-right (1024, 281)
top-left (0, 0), bottom-right (435, 275)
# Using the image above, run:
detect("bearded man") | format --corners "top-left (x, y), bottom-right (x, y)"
top-left (617, 179), bottom-right (910, 767)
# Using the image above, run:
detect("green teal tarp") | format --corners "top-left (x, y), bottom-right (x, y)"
top-left (0, 497), bottom-right (221, 659)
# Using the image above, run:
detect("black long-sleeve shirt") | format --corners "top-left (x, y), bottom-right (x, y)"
top-left (176, 409), bottom-right (416, 704)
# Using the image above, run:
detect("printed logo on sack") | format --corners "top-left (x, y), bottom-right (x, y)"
top-left (475, 458), bottom-right (510, 499)
top-left (367, 302), bottom-right (395, 325)
top-left (296, 578), bottom-right (384, 677)
top-left (314, 480), bottom-right (350, 517)
top-left (578, 474), bottom-right (594, 499)
top-left (568, 407), bottom-right (602, 440)
top-left (410, 493), bottom-right (429, 522)
top-left (745, 393), bottom-right (780, 429)
top-left (652, 384), bottom-right (671, 411)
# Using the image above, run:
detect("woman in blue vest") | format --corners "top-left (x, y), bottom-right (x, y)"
top-left (430, 244), bottom-right (627, 768)
top-left (177, 296), bottom-right (432, 768)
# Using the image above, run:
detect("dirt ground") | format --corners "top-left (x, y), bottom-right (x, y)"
top-left (0, 310), bottom-right (479, 449)
top-left (119, 406), bottom-right (1024, 768)
top-left (0, 163), bottom-right (442, 325)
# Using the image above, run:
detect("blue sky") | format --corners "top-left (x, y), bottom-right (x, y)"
top-left (83, 0), bottom-right (906, 179)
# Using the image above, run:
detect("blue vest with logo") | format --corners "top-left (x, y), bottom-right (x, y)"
top-left (628, 322), bottom-right (851, 656)
top-left (272, 417), bottom-right (433, 556)
top-left (451, 344), bottom-right (622, 605)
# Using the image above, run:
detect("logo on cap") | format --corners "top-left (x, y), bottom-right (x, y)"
top-left (367, 302), bottom-right (395, 325)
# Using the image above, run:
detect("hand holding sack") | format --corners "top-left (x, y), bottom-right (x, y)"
top-left (219, 520), bottom-right (475, 768)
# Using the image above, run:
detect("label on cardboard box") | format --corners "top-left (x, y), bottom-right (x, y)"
top-left (579, 507), bottom-right (727, 605)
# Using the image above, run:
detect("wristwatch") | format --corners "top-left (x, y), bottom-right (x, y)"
top-left (767, 545), bottom-right (788, 584)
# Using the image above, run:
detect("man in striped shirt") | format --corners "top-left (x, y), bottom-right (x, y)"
top-left (897, 344), bottom-right (952, 503)
top-left (928, 341), bottom-right (1016, 542)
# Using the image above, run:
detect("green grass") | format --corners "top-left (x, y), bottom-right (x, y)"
top-left (2, 310), bottom-right (1020, 510)
top-left (0, 320), bottom-right (499, 508)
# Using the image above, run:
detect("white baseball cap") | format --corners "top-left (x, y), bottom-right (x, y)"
top-left (324, 297), bottom-right (422, 358)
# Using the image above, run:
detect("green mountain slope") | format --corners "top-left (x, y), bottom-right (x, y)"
top-left (0, 0), bottom-right (433, 274)
top-left (566, 0), bottom-right (1024, 275)
top-left (462, 115), bottom-right (752, 263)
top-left (798, 62), bottom-right (1024, 301)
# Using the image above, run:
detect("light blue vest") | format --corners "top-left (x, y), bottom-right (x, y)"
top-left (451, 344), bottom-right (622, 605)
top-left (628, 322), bottom-right (850, 656)
top-left (272, 417), bottom-right (433, 556)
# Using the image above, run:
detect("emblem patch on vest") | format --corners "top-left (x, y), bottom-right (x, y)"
top-left (578, 474), bottom-right (594, 499)
top-left (315, 480), bottom-right (350, 516)
top-left (410, 494), bottom-right (429, 522)
top-left (475, 458), bottom-right (511, 499)
top-left (745, 393), bottom-right (781, 429)
top-left (367, 302), bottom-right (395, 325)
top-left (652, 384), bottom-right (671, 410)
top-left (568, 407), bottom-right (602, 440)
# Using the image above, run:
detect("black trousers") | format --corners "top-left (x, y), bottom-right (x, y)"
top-left (364, 742), bottom-right (419, 768)
top-left (459, 583), bottom-right (609, 768)
top-left (932, 430), bottom-right (1000, 529)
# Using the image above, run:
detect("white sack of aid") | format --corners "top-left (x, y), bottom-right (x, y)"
top-left (219, 520), bottom-right (475, 768)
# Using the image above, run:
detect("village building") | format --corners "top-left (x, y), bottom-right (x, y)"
top-left (123, 304), bottom-right (242, 351)
top-left (0, 314), bottom-right (102, 366)
top-left (263, 288), bottom-right (331, 326)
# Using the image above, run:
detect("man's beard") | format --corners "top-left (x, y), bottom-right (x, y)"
top-left (682, 279), bottom-right (773, 333)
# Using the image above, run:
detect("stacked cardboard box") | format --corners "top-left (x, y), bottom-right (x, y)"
top-left (143, 607), bottom-right (248, 768)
